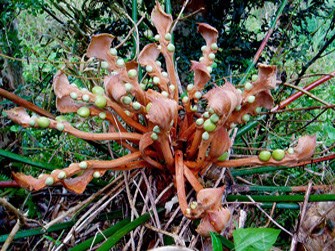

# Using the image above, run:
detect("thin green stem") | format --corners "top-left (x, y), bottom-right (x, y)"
top-left (227, 194), bottom-right (335, 203)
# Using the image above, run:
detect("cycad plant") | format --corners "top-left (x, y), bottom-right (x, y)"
top-left (2, 2), bottom-right (317, 236)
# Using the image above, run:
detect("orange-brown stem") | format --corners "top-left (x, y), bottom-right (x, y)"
top-left (184, 165), bottom-right (203, 192)
top-left (179, 122), bottom-right (196, 141)
top-left (187, 128), bottom-right (203, 158)
top-left (196, 135), bottom-right (213, 164)
top-left (0, 88), bottom-right (54, 118)
top-left (158, 133), bottom-right (174, 168)
top-left (175, 150), bottom-right (188, 214)
top-left (162, 50), bottom-right (178, 101)
top-left (88, 151), bottom-right (142, 169)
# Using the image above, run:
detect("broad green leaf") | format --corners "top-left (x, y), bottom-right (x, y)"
top-left (233, 228), bottom-right (280, 251)
top-left (210, 232), bottom-right (223, 251)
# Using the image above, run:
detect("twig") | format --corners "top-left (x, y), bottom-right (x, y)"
top-left (290, 181), bottom-right (313, 251)
top-left (1, 220), bottom-right (21, 251)
top-left (247, 195), bottom-right (293, 236)
top-left (0, 198), bottom-right (26, 225)
top-left (145, 223), bottom-right (185, 246)
top-left (170, 0), bottom-right (190, 33)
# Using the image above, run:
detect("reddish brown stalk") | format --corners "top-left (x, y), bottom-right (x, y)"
top-left (162, 51), bottom-right (179, 101)
top-left (106, 100), bottom-right (148, 133)
top-left (196, 135), bottom-right (213, 164)
top-left (296, 153), bottom-right (335, 166)
top-left (175, 150), bottom-right (188, 214)
top-left (158, 133), bottom-right (174, 168)
top-left (87, 151), bottom-right (142, 168)
top-left (272, 71), bottom-right (335, 111)
top-left (50, 121), bottom-right (142, 142)
top-left (184, 165), bottom-right (203, 192)
top-left (179, 122), bottom-right (196, 141)
top-left (0, 88), bottom-right (54, 118)
top-left (0, 180), bottom-right (19, 188)
top-left (187, 128), bottom-right (203, 157)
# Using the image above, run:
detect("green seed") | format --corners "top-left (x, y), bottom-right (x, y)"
top-left (110, 48), bottom-right (117, 56)
top-left (218, 152), bottom-right (229, 161)
top-left (79, 161), bottom-right (88, 169)
top-left (247, 95), bottom-right (256, 103)
top-left (37, 117), bottom-right (50, 128)
top-left (38, 174), bottom-right (44, 179)
top-left (155, 60), bottom-right (162, 67)
top-left (208, 108), bottom-right (215, 114)
top-left (207, 66), bottom-right (212, 73)
top-left (182, 96), bottom-right (189, 103)
top-left (146, 65), bottom-right (153, 73)
top-left (203, 119), bottom-right (216, 132)
top-left (161, 91), bottom-right (169, 97)
top-left (203, 112), bottom-right (210, 118)
top-left (153, 77), bottom-right (160, 84)
top-left (187, 84), bottom-right (194, 91)
top-left (70, 92), bottom-right (78, 100)
top-left (92, 86), bottom-right (105, 95)
top-left (167, 43), bottom-right (175, 52)
top-left (190, 201), bottom-right (198, 210)
top-left (208, 53), bottom-right (215, 60)
top-left (196, 118), bottom-right (204, 126)
top-left (153, 125), bottom-right (161, 134)
top-left (55, 116), bottom-right (67, 122)
top-left (151, 132), bottom-right (158, 141)
top-left (146, 103), bottom-right (152, 112)
top-left (128, 69), bottom-right (137, 79)
top-left (94, 95), bottom-right (107, 108)
top-left (154, 34), bottom-right (160, 41)
top-left (29, 119), bottom-right (36, 126)
top-left (93, 171), bottom-right (101, 178)
top-left (82, 94), bottom-right (90, 102)
top-left (99, 112), bottom-right (106, 119)
top-left (169, 85), bottom-right (175, 92)
top-left (202, 131), bottom-right (209, 140)
top-left (45, 177), bottom-right (54, 186)
top-left (122, 96), bottom-right (132, 105)
top-left (258, 151), bottom-right (271, 162)
top-left (211, 43), bottom-right (218, 50)
top-left (116, 58), bottom-right (125, 67)
top-left (255, 107), bottom-right (262, 114)
top-left (58, 171), bottom-right (66, 179)
top-left (165, 33), bottom-right (172, 41)
top-left (56, 123), bottom-right (65, 131)
top-left (212, 62), bottom-right (217, 68)
top-left (245, 82), bottom-right (253, 91)
top-left (272, 149), bottom-right (285, 161)
top-left (132, 102), bottom-right (141, 110)
top-left (210, 114), bottom-right (220, 123)
top-left (199, 57), bottom-right (204, 62)
top-left (251, 74), bottom-right (258, 82)
top-left (162, 72), bottom-right (168, 78)
top-left (287, 147), bottom-right (294, 154)
top-left (235, 105), bottom-right (241, 111)
top-left (190, 105), bottom-right (198, 112)
top-left (101, 61), bottom-right (109, 69)
top-left (77, 107), bottom-right (90, 118)
top-left (242, 114), bottom-right (250, 122)
top-left (201, 45), bottom-right (207, 51)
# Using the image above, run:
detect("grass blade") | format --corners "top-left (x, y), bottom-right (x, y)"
top-left (69, 219), bottom-right (130, 251)
top-left (96, 211), bottom-right (152, 251)
top-left (210, 232), bottom-right (223, 251)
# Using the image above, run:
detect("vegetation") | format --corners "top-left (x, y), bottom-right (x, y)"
top-left (1, 0), bottom-right (335, 250)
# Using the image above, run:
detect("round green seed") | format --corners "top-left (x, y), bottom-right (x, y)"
top-left (99, 112), bottom-right (106, 120)
top-left (29, 119), bottom-right (36, 127)
top-left (242, 114), bottom-right (250, 122)
top-left (94, 95), bottom-right (107, 108)
top-left (93, 171), bottom-right (101, 178)
top-left (151, 132), bottom-right (158, 141)
top-left (122, 96), bottom-right (132, 105)
top-left (203, 119), bottom-right (216, 132)
top-left (165, 33), bottom-right (172, 41)
top-left (116, 58), bottom-right (125, 67)
top-left (245, 82), bottom-right (253, 91)
top-left (210, 114), bottom-right (220, 123)
top-left (208, 53), bottom-right (215, 60)
top-left (154, 34), bottom-right (160, 41)
top-left (125, 83), bottom-right (133, 92)
top-left (101, 61), bottom-right (109, 69)
top-left (128, 69), bottom-right (137, 79)
top-left (258, 151), bottom-right (271, 162)
top-left (202, 131), bottom-right (209, 140)
top-left (45, 177), bottom-right (54, 186)
top-left (58, 171), bottom-right (66, 179)
top-left (287, 147), bottom-right (294, 154)
top-left (201, 45), bottom-right (207, 51)
top-left (70, 92), bottom-right (78, 100)
top-left (153, 125), bottom-right (161, 134)
top-left (153, 77), bottom-right (160, 84)
top-left (132, 102), bottom-right (141, 110)
top-left (146, 65), bottom-right (153, 73)
top-left (77, 107), bottom-right (90, 118)
top-left (79, 161), bottom-right (88, 169)
top-left (255, 107), bottom-right (262, 114)
top-left (196, 118), bottom-right (204, 126)
top-left (167, 43), bottom-right (175, 52)
top-left (211, 43), bottom-right (218, 50)
top-left (82, 94), bottom-right (90, 102)
top-left (247, 95), bottom-right (256, 103)
top-left (56, 123), bottom-right (65, 131)
top-left (187, 84), bottom-right (194, 91)
top-left (110, 48), bottom-right (117, 56)
top-left (272, 149), bottom-right (285, 161)
top-left (37, 117), bottom-right (50, 128)
top-left (92, 86), bottom-right (105, 95)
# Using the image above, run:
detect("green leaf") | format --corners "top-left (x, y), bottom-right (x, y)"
top-left (69, 219), bottom-right (130, 251)
top-left (233, 228), bottom-right (280, 251)
top-left (210, 232), bottom-right (223, 251)
top-left (96, 212), bottom-right (152, 251)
